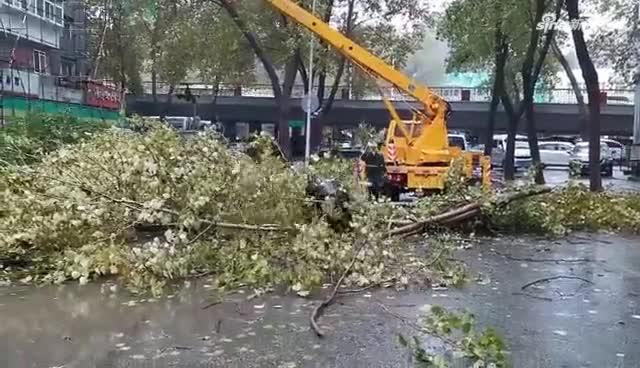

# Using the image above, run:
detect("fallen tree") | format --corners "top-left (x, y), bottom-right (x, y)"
top-left (1, 119), bottom-right (639, 304)
top-left (0, 121), bottom-right (428, 296)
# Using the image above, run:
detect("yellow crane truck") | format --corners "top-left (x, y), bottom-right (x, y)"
top-left (265, 0), bottom-right (492, 197)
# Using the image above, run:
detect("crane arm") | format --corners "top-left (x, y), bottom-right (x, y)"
top-left (264, 0), bottom-right (447, 115)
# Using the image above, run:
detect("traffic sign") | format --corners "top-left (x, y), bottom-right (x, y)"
top-left (301, 93), bottom-right (319, 113)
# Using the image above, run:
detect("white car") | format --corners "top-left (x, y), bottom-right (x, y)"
top-left (601, 139), bottom-right (625, 163)
top-left (539, 141), bottom-right (575, 167)
top-left (569, 142), bottom-right (614, 177)
top-left (491, 134), bottom-right (532, 170)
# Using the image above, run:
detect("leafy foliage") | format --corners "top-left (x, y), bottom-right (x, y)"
top-left (589, 0), bottom-right (640, 85)
top-left (400, 305), bottom-right (509, 368)
top-left (0, 119), bottom-right (433, 296)
top-left (192, 2), bottom-right (256, 86)
top-left (86, 0), bottom-right (144, 93)
top-left (489, 184), bottom-right (640, 235)
top-left (0, 113), bottom-right (110, 166)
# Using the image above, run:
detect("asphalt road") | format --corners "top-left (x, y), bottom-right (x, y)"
top-left (500, 167), bottom-right (640, 193)
top-left (1, 233), bottom-right (640, 368)
top-left (545, 167), bottom-right (640, 191)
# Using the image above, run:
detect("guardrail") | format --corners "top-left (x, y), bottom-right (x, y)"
top-left (140, 82), bottom-right (635, 106)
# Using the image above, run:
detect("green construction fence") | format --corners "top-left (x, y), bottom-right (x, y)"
top-left (0, 96), bottom-right (122, 122)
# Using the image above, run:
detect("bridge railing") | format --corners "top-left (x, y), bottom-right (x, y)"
top-left (140, 82), bottom-right (634, 106)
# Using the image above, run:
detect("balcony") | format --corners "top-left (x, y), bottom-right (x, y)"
top-left (2, 0), bottom-right (64, 27)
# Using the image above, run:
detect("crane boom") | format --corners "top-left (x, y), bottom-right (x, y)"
top-left (261, 0), bottom-right (492, 194)
top-left (264, 0), bottom-right (446, 115)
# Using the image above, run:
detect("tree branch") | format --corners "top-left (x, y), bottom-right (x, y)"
top-left (310, 240), bottom-right (368, 337)
top-left (218, 0), bottom-right (283, 101)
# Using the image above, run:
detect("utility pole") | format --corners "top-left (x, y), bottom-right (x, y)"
top-left (304, 0), bottom-right (317, 164)
top-left (632, 71), bottom-right (640, 178)
top-left (632, 4), bottom-right (640, 179)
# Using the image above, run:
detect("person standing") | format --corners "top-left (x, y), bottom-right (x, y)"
top-left (360, 142), bottom-right (387, 200)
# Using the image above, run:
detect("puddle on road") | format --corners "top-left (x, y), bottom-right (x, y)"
top-left (1, 233), bottom-right (640, 368)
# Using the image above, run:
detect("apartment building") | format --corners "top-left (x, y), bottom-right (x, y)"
top-left (0, 0), bottom-right (120, 121)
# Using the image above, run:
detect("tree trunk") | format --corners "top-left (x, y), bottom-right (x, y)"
top-left (519, 0), bottom-right (554, 185)
top-left (296, 50), bottom-right (309, 93)
top-left (151, 68), bottom-right (158, 102)
top-left (523, 79), bottom-right (544, 183)
top-left (567, 0), bottom-right (601, 192)
top-left (485, 29), bottom-right (508, 157)
top-left (92, 0), bottom-right (110, 80)
top-left (280, 52), bottom-right (299, 158)
top-left (485, 85), bottom-right (500, 156)
top-left (501, 94), bottom-right (518, 181)
top-left (150, 21), bottom-right (160, 104)
top-left (312, 0), bottom-right (352, 151)
top-left (551, 39), bottom-right (589, 139)
top-left (220, 0), bottom-right (290, 158)
top-left (160, 84), bottom-right (175, 120)
top-left (211, 79), bottom-right (221, 122)
top-left (314, 0), bottom-right (335, 105)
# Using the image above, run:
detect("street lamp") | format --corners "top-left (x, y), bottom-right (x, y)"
top-left (304, 0), bottom-right (317, 164)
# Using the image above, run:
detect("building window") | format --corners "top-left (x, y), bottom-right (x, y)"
top-left (45, 1), bottom-right (52, 19)
top-left (33, 50), bottom-right (47, 74)
top-left (60, 60), bottom-right (76, 77)
top-left (29, 0), bottom-right (62, 24)
top-left (64, 20), bottom-right (72, 40)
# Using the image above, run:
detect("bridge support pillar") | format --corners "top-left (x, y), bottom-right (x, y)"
top-left (249, 122), bottom-right (261, 134)
top-left (223, 122), bottom-right (237, 140)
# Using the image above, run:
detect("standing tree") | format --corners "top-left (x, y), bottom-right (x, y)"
top-left (520, 0), bottom-right (563, 184)
top-left (87, 0), bottom-right (144, 96)
top-left (566, 0), bottom-right (602, 192)
top-left (216, 0), bottom-right (303, 158)
top-left (438, 0), bottom-right (561, 182)
top-left (589, 0), bottom-right (640, 85)
top-left (551, 38), bottom-right (589, 138)
top-left (216, 0), bottom-right (429, 158)
top-left (133, 0), bottom-right (199, 105)
top-left (192, 3), bottom-right (257, 122)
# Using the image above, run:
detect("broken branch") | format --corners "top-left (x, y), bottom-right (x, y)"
top-left (387, 186), bottom-right (552, 238)
top-left (310, 240), bottom-right (368, 337)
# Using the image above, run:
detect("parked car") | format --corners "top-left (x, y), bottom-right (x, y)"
top-left (569, 142), bottom-right (614, 177)
top-left (491, 134), bottom-right (532, 170)
top-left (601, 139), bottom-right (625, 163)
top-left (542, 135), bottom-right (579, 144)
top-left (318, 146), bottom-right (363, 159)
top-left (539, 141), bottom-right (574, 167)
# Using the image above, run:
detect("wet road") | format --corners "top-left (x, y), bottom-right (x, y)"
top-left (1, 233), bottom-right (640, 368)
top-left (514, 167), bottom-right (640, 192)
